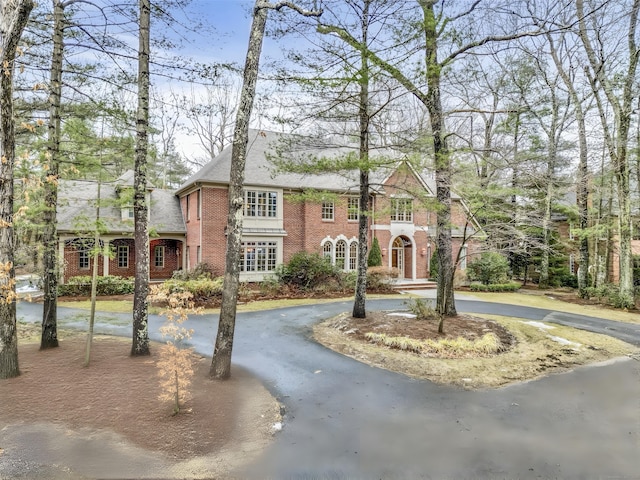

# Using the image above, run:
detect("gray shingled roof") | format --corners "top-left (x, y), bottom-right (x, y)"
top-left (177, 130), bottom-right (397, 194)
top-left (57, 179), bottom-right (185, 235)
top-left (176, 129), bottom-right (461, 199)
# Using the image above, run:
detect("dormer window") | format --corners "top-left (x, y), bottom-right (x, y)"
top-left (121, 206), bottom-right (134, 221)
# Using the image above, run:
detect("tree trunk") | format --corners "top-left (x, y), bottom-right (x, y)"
top-left (210, 2), bottom-right (268, 379)
top-left (41, 0), bottom-right (64, 350)
top-left (421, 1), bottom-right (455, 319)
top-left (0, 0), bottom-right (35, 379)
top-left (352, 0), bottom-right (370, 320)
top-left (131, 0), bottom-right (151, 356)
top-left (577, 0), bottom-right (639, 307)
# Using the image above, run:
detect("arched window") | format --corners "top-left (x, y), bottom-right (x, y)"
top-left (459, 245), bottom-right (467, 270)
top-left (335, 240), bottom-right (347, 270)
top-left (349, 241), bottom-right (358, 270)
top-left (322, 241), bottom-right (333, 260)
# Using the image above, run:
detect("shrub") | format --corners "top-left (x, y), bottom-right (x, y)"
top-left (368, 237), bottom-right (383, 267)
top-left (58, 275), bottom-right (134, 296)
top-left (467, 252), bottom-right (510, 285)
top-left (366, 266), bottom-right (399, 290)
top-left (163, 276), bottom-right (224, 303)
top-left (259, 275), bottom-right (281, 296)
top-left (406, 298), bottom-right (440, 321)
top-left (171, 262), bottom-right (215, 281)
top-left (276, 251), bottom-right (343, 290)
top-left (557, 272), bottom-right (578, 289)
top-left (469, 282), bottom-right (520, 292)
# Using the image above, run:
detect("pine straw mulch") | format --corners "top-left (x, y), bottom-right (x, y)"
top-left (326, 310), bottom-right (516, 356)
top-left (1, 331), bottom-right (281, 477)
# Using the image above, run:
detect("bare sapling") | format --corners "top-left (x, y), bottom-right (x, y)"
top-left (151, 285), bottom-right (201, 415)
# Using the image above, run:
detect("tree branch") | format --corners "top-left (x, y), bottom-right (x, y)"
top-left (256, 1), bottom-right (322, 17)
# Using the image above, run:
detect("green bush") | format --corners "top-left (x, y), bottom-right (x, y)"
top-left (368, 237), bottom-right (383, 267)
top-left (583, 283), bottom-right (635, 309)
top-left (276, 251), bottom-right (343, 290)
top-left (406, 298), bottom-right (440, 321)
top-left (58, 275), bottom-right (134, 296)
top-left (467, 252), bottom-right (510, 285)
top-left (469, 282), bottom-right (520, 292)
top-left (557, 272), bottom-right (578, 289)
top-left (163, 276), bottom-right (224, 302)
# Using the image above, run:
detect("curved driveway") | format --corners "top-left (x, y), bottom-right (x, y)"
top-left (14, 298), bottom-right (640, 479)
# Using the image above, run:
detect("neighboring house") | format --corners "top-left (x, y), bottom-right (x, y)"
top-left (175, 130), bottom-right (482, 282)
top-left (57, 171), bottom-right (186, 284)
top-left (553, 189), bottom-right (640, 284)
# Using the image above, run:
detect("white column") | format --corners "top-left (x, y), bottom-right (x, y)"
top-left (103, 239), bottom-right (110, 277)
top-left (57, 238), bottom-right (65, 284)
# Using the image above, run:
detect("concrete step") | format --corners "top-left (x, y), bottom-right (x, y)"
top-left (391, 281), bottom-right (437, 290)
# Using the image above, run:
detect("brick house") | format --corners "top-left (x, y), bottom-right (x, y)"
top-left (175, 130), bottom-right (482, 282)
top-left (553, 189), bottom-right (640, 285)
top-left (57, 171), bottom-right (186, 283)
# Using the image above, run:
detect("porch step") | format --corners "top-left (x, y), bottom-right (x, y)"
top-left (391, 280), bottom-right (437, 291)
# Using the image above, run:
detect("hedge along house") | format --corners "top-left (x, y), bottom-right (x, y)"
top-left (57, 171), bottom-right (186, 284)
top-left (175, 130), bottom-right (482, 282)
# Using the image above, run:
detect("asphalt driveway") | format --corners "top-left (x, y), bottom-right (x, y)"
top-left (11, 297), bottom-right (640, 479)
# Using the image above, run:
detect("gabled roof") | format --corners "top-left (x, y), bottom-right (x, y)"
top-left (177, 129), bottom-right (401, 195)
top-left (176, 129), bottom-right (462, 201)
top-left (57, 179), bottom-right (185, 235)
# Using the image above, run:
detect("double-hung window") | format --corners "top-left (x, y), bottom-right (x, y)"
top-left (347, 197), bottom-right (359, 221)
top-left (117, 245), bottom-right (129, 268)
top-left (244, 190), bottom-right (277, 217)
top-left (79, 250), bottom-right (90, 269)
top-left (154, 246), bottom-right (165, 268)
top-left (391, 198), bottom-right (413, 222)
top-left (322, 201), bottom-right (334, 221)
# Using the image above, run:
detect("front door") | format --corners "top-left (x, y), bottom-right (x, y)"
top-left (392, 237), bottom-right (405, 279)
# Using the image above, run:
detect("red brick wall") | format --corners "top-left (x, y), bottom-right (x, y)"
top-left (63, 245), bottom-right (104, 280)
top-left (298, 197), bottom-right (362, 253)
top-left (150, 239), bottom-right (181, 280)
top-left (184, 186), bottom-right (229, 276)
top-left (63, 238), bottom-right (183, 283)
top-left (109, 238), bottom-right (136, 278)
top-left (181, 171), bottom-right (480, 280)
top-left (283, 194), bottom-right (305, 262)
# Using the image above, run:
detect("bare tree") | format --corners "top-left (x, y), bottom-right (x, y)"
top-left (577, 0), bottom-right (639, 307)
top-left (0, 0), bottom-right (35, 379)
top-left (184, 78), bottom-right (239, 168)
top-left (210, 0), bottom-right (321, 380)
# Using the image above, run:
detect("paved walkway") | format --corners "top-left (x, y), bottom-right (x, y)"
top-left (9, 297), bottom-right (640, 479)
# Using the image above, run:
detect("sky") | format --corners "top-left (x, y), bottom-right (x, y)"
top-left (171, 0), bottom-right (287, 67)
top-left (156, 0), bottom-right (297, 160)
